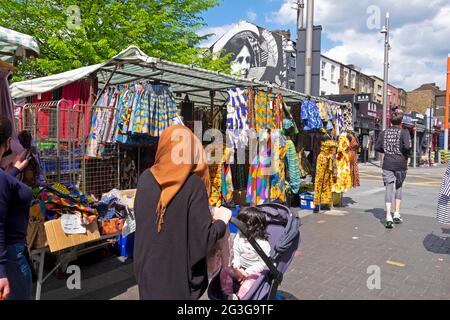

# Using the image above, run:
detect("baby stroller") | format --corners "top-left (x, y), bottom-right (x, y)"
top-left (208, 203), bottom-right (301, 300)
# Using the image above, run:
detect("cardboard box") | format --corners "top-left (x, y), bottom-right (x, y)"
top-left (44, 218), bottom-right (101, 253)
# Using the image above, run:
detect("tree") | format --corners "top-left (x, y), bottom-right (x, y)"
top-left (0, 0), bottom-right (230, 80)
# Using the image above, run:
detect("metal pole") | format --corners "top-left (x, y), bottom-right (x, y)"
top-left (413, 125), bottom-right (417, 168)
top-left (445, 54), bottom-right (450, 152)
top-left (429, 104), bottom-right (432, 166)
top-left (304, 0), bottom-right (314, 95)
top-left (297, 0), bottom-right (304, 29)
top-left (382, 13), bottom-right (390, 131)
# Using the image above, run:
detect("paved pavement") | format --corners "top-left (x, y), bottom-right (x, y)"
top-left (35, 163), bottom-right (450, 300)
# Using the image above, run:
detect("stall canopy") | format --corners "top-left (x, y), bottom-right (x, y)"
top-left (0, 26), bottom-right (40, 63)
top-left (11, 46), bottom-right (342, 108)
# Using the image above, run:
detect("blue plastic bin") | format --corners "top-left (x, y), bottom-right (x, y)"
top-left (229, 206), bottom-right (240, 234)
top-left (116, 233), bottom-right (135, 258)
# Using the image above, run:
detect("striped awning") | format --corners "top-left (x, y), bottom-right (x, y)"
top-left (0, 26), bottom-right (39, 63)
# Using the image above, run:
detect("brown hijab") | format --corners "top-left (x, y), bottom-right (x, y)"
top-left (150, 125), bottom-right (210, 232)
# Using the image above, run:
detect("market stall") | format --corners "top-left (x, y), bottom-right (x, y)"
top-left (9, 46), bottom-right (358, 299)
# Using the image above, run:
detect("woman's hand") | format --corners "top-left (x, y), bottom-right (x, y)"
top-left (0, 277), bottom-right (10, 300)
top-left (212, 207), bottom-right (232, 225)
top-left (233, 268), bottom-right (246, 283)
top-left (13, 150), bottom-right (29, 171)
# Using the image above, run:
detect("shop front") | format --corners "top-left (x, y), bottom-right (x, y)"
top-left (354, 95), bottom-right (382, 163)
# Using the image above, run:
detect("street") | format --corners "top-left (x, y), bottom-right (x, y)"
top-left (36, 164), bottom-right (449, 300)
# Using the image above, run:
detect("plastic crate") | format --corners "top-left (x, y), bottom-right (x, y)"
top-left (300, 192), bottom-right (315, 210)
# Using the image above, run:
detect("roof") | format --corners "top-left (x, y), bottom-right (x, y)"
top-left (11, 46), bottom-right (346, 107)
top-left (0, 26), bottom-right (39, 63)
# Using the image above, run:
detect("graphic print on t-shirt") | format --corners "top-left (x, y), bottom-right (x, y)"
top-left (383, 129), bottom-right (402, 155)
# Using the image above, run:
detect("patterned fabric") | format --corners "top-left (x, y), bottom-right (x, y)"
top-left (285, 139), bottom-right (301, 194)
top-left (300, 99), bottom-right (323, 131)
top-left (332, 134), bottom-right (352, 193)
top-left (226, 88), bottom-right (249, 148)
top-left (348, 133), bottom-right (360, 188)
top-left (317, 101), bottom-right (329, 121)
top-left (437, 161), bottom-right (450, 224)
top-left (38, 183), bottom-right (98, 222)
top-left (246, 135), bottom-right (271, 206)
top-left (209, 164), bottom-right (222, 207)
top-left (247, 88), bottom-right (256, 129)
top-left (314, 139), bottom-right (337, 206)
top-left (298, 149), bottom-right (312, 178)
top-left (269, 139), bottom-right (287, 203)
top-left (254, 90), bottom-right (269, 132)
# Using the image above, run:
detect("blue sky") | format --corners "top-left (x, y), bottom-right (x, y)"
top-left (198, 0), bottom-right (450, 91)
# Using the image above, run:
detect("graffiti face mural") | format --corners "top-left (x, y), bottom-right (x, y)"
top-left (212, 21), bottom-right (287, 87)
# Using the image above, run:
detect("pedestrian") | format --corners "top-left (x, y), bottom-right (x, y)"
top-left (375, 110), bottom-right (412, 229)
top-left (436, 160), bottom-right (450, 226)
top-left (220, 206), bottom-right (271, 300)
top-left (133, 125), bottom-right (231, 300)
top-left (0, 118), bottom-right (32, 300)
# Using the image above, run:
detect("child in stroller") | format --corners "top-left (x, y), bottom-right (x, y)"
top-left (208, 203), bottom-right (301, 300)
top-left (220, 207), bottom-right (271, 300)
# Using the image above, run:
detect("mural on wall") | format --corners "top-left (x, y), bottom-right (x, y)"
top-left (212, 21), bottom-right (287, 87)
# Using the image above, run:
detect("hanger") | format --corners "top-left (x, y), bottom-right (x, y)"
top-left (0, 58), bottom-right (17, 72)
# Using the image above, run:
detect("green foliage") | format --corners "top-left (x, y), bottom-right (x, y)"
top-left (0, 0), bottom-right (230, 80)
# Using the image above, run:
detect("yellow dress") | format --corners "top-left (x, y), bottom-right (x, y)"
top-left (314, 139), bottom-right (338, 206)
top-left (332, 134), bottom-right (352, 193)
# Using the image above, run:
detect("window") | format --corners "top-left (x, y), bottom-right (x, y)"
top-left (344, 70), bottom-right (349, 87)
top-left (351, 73), bottom-right (356, 89)
top-left (321, 61), bottom-right (326, 78)
top-left (377, 85), bottom-right (382, 96)
top-left (289, 55), bottom-right (296, 70)
top-left (321, 91), bottom-right (326, 96)
top-left (330, 65), bottom-right (335, 82)
top-left (359, 78), bottom-right (364, 92)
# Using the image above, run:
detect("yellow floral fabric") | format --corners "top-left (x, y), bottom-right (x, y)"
top-left (332, 134), bottom-right (352, 194)
top-left (314, 139), bottom-right (338, 206)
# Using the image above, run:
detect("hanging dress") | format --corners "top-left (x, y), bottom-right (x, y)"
top-left (285, 139), bottom-right (301, 194)
top-left (437, 161), bottom-right (450, 224)
top-left (348, 133), bottom-right (360, 188)
top-left (314, 139), bottom-right (338, 206)
top-left (332, 134), bottom-right (352, 193)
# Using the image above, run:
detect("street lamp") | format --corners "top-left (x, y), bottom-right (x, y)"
top-left (412, 118), bottom-right (418, 168)
top-left (381, 13), bottom-right (390, 132)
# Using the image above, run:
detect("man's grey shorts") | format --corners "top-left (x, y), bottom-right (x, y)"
top-left (382, 170), bottom-right (407, 187)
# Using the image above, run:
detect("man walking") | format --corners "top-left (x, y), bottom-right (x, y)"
top-left (375, 110), bottom-right (412, 229)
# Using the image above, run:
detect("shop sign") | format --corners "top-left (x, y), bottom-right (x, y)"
top-left (356, 94), bottom-right (371, 103)
top-left (359, 102), bottom-right (380, 119)
top-left (402, 114), bottom-right (412, 125)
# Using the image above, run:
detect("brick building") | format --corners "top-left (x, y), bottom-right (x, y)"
top-left (406, 83), bottom-right (441, 113)
top-left (398, 88), bottom-right (407, 110)
top-left (371, 76), bottom-right (384, 104)
top-left (339, 64), bottom-right (374, 95)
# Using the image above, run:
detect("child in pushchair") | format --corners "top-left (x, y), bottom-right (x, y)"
top-left (208, 203), bottom-right (301, 300)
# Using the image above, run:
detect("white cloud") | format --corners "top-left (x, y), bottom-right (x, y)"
top-left (247, 10), bottom-right (257, 22)
top-left (197, 24), bottom-right (236, 48)
top-left (269, 0), bottom-right (450, 90)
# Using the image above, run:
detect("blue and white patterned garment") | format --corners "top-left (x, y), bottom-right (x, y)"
top-left (300, 99), bottom-right (323, 131)
top-left (437, 161), bottom-right (450, 224)
top-left (226, 87), bottom-right (249, 148)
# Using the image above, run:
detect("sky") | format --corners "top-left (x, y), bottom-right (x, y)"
top-left (197, 0), bottom-right (450, 91)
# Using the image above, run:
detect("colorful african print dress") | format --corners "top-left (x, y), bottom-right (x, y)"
top-left (332, 134), bottom-right (352, 194)
top-left (314, 139), bottom-right (338, 206)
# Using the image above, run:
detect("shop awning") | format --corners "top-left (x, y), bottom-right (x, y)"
top-left (0, 26), bottom-right (40, 63)
top-left (10, 46), bottom-right (342, 107)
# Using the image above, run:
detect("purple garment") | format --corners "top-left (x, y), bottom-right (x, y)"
top-left (0, 68), bottom-right (23, 155)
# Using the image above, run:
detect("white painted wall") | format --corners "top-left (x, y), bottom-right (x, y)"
top-left (319, 56), bottom-right (340, 96)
